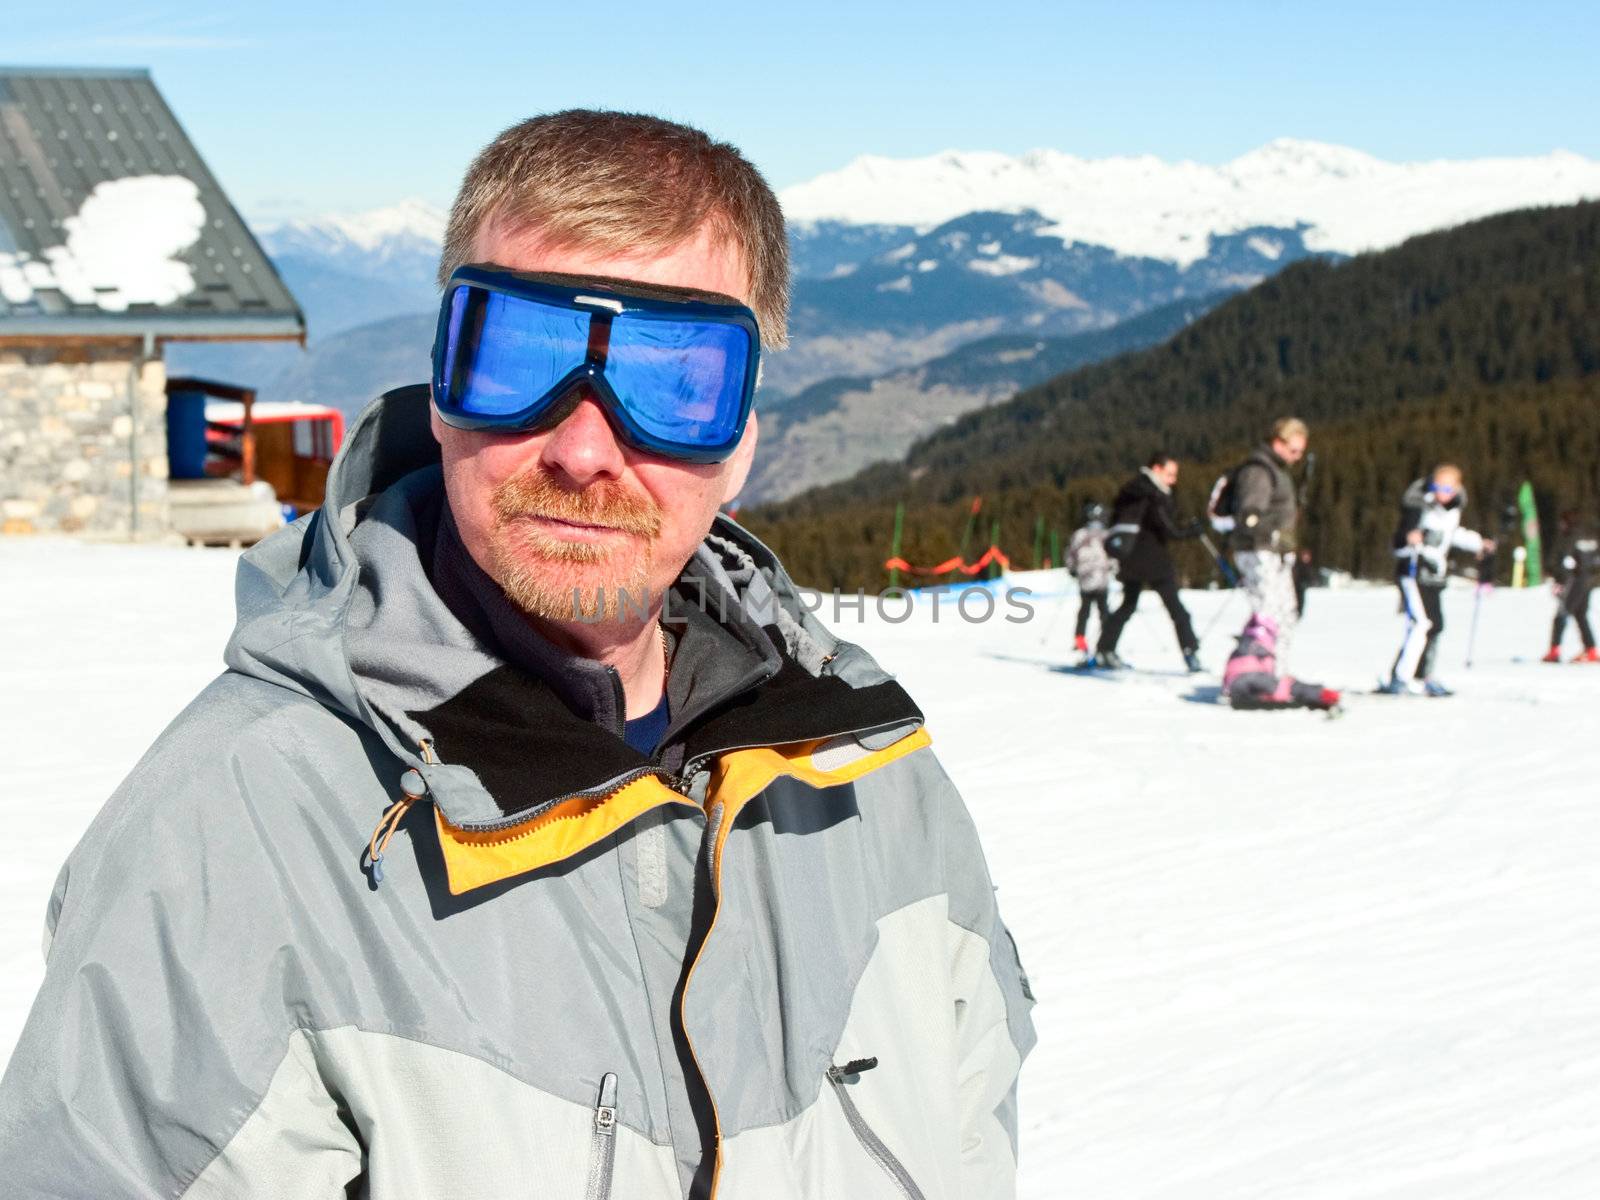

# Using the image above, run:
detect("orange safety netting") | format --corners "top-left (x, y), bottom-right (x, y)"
top-left (884, 545), bottom-right (1011, 577)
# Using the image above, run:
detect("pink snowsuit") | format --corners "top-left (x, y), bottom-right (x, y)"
top-left (1223, 614), bottom-right (1339, 710)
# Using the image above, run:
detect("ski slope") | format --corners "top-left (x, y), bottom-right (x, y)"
top-left (2, 540), bottom-right (1596, 1196)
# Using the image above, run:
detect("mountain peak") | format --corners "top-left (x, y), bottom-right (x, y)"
top-left (1227, 138), bottom-right (1385, 178)
top-left (262, 198), bottom-right (447, 254)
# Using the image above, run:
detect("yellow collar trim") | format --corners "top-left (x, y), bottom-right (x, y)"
top-left (435, 727), bottom-right (932, 895)
top-left (435, 774), bottom-right (696, 895)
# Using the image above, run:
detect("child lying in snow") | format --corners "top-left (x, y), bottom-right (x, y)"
top-left (1223, 614), bottom-right (1341, 711)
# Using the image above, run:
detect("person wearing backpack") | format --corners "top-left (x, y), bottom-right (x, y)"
top-left (1096, 451), bottom-right (1204, 672)
top-left (1221, 418), bottom-right (1308, 667)
top-left (1066, 500), bottom-right (1115, 658)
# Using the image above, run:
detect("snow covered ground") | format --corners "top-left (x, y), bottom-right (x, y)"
top-left (3, 540), bottom-right (1597, 1196)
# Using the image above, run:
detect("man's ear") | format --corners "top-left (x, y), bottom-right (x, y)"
top-left (720, 410), bottom-right (759, 505)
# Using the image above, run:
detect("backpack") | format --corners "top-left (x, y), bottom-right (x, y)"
top-left (1209, 469), bottom-right (1239, 521)
top-left (1104, 496), bottom-right (1146, 562)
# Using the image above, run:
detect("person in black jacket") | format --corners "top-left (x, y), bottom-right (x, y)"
top-left (1544, 511), bottom-right (1599, 663)
top-left (1096, 451), bottom-right (1204, 672)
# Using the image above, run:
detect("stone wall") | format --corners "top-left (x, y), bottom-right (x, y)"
top-left (0, 341), bottom-right (169, 537)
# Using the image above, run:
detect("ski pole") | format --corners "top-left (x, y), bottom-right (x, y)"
top-left (1198, 533), bottom-right (1239, 586)
top-left (1464, 550), bottom-right (1496, 668)
top-left (1036, 582), bottom-right (1074, 647)
top-left (1198, 586), bottom-right (1244, 645)
top-left (1465, 583), bottom-right (1486, 669)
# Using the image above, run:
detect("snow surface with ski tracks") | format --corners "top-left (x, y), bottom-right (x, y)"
top-left (3, 541), bottom-right (1596, 1196)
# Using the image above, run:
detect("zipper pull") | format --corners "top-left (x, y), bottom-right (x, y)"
top-left (593, 1072), bottom-right (618, 1135)
top-left (828, 1056), bottom-right (880, 1082)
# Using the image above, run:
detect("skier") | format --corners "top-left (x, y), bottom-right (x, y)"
top-left (1381, 463), bottom-right (1495, 696)
top-left (1223, 613), bottom-right (1341, 712)
top-left (1224, 417), bottom-right (1308, 667)
top-left (1096, 451), bottom-right (1204, 672)
top-left (1543, 511), bottom-right (1599, 663)
top-left (1066, 500), bottom-right (1115, 659)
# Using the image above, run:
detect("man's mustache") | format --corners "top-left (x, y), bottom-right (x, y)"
top-left (492, 470), bottom-right (663, 538)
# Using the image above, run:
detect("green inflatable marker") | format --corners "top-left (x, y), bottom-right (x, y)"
top-left (1517, 480), bottom-right (1542, 587)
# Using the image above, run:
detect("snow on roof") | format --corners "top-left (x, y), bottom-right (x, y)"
top-left (0, 176), bottom-right (205, 312)
top-left (0, 68), bottom-right (302, 337)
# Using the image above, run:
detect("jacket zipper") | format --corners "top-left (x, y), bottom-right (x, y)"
top-left (825, 1058), bottom-right (927, 1200)
top-left (451, 766), bottom-right (676, 836)
top-left (584, 1072), bottom-right (618, 1200)
top-left (446, 712), bottom-right (921, 839)
top-left (670, 717), bottom-right (926, 1199)
top-left (675, 714), bottom-right (925, 784)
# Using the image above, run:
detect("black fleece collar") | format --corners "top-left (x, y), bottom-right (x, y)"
top-left (431, 505), bottom-right (629, 733)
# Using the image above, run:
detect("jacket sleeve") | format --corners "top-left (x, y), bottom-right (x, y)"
top-left (1144, 492), bottom-right (1176, 538)
top-left (1553, 544), bottom-right (1575, 585)
top-left (1450, 525), bottom-right (1485, 556)
top-left (936, 773), bottom-right (1037, 1199)
top-left (1394, 495), bottom-right (1425, 547)
top-left (1066, 529), bottom-right (1085, 574)
top-left (953, 907), bottom-right (1035, 1199)
top-left (0, 721), bottom-right (363, 1197)
top-left (1148, 495), bottom-right (1199, 542)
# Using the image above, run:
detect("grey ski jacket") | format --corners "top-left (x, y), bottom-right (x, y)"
top-left (0, 386), bottom-right (1036, 1199)
top-left (1229, 445), bottom-right (1297, 554)
top-left (1066, 525), bottom-right (1114, 594)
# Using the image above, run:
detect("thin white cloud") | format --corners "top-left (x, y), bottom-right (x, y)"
top-left (90, 34), bottom-right (255, 49)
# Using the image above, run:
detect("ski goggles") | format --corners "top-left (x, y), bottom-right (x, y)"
top-left (430, 265), bottom-right (761, 463)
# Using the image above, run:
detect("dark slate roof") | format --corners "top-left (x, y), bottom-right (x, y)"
top-left (0, 67), bottom-right (303, 339)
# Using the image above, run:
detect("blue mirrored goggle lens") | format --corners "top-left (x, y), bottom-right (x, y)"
top-left (442, 287), bottom-right (590, 418)
top-left (605, 316), bottom-right (752, 447)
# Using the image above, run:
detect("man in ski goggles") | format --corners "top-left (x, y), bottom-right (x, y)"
top-left (431, 265), bottom-right (761, 464)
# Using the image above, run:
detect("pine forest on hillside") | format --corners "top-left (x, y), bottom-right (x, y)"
top-left (743, 202), bottom-right (1600, 591)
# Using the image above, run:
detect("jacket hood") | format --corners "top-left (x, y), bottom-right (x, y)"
top-left (1139, 465), bottom-right (1172, 495)
top-left (223, 385), bottom-right (921, 835)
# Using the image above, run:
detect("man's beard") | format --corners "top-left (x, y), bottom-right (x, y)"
top-left (489, 470), bottom-right (663, 623)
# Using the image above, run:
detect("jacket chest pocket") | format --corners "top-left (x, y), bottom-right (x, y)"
top-left (825, 1058), bottom-right (929, 1200)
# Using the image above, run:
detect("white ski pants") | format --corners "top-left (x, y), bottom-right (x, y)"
top-left (1236, 549), bottom-right (1299, 665)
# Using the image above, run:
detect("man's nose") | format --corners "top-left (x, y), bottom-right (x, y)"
top-left (538, 393), bottom-right (626, 485)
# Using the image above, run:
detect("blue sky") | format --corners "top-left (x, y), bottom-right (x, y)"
top-left (10, 1), bottom-right (1598, 223)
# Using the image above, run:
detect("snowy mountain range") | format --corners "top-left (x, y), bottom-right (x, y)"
top-left (780, 138), bottom-right (1600, 266)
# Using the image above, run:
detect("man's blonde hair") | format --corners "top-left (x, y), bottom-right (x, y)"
top-left (439, 110), bottom-right (790, 347)
top-left (1272, 416), bottom-right (1309, 443)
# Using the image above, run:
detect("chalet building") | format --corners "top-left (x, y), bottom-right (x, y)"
top-left (0, 67), bottom-right (303, 537)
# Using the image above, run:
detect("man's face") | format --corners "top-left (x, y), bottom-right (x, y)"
top-left (1274, 434), bottom-right (1308, 465)
top-left (431, 219), bottom-right (758, 625)
top-left (1157, 460), bottom-right (1179, 488)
